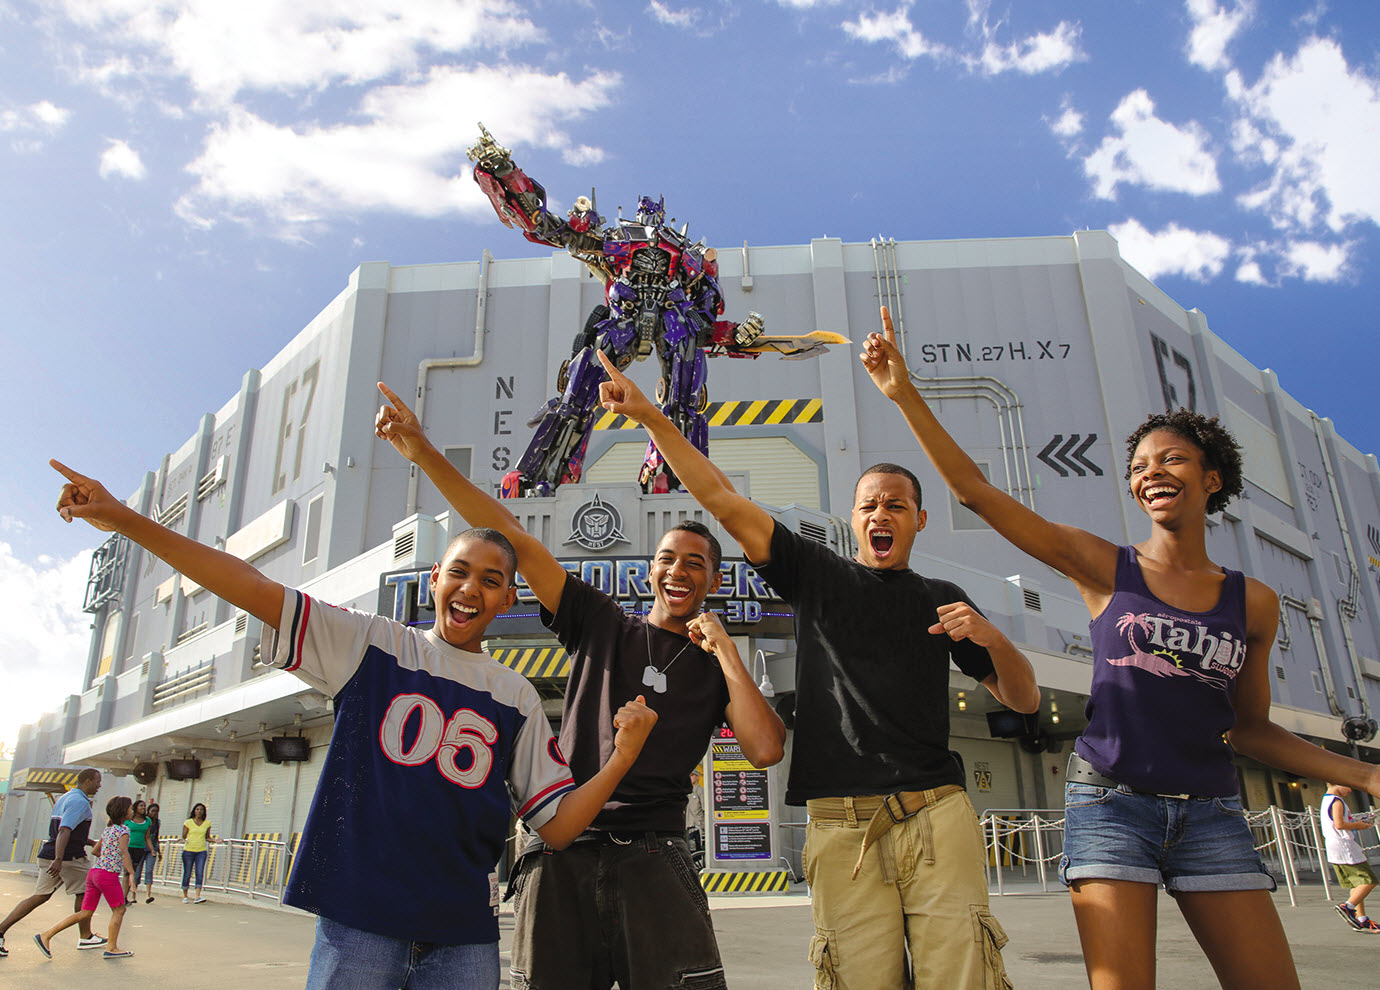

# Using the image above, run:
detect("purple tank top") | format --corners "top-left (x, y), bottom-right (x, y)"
top-left (1076, 546), bottom-right (1247, 797)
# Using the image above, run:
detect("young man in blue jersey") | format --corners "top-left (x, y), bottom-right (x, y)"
top-left (50, 459), bottom-right (657, 990)
top-left (591, 352), bottom-right (1039, 990)
top-left (375, 383), bottom-right (786, 990)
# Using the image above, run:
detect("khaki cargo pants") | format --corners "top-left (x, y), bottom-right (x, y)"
top-left (803, 788), bottom-right (1012, 990)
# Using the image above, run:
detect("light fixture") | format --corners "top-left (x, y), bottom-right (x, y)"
top-left (229, 730), bottom-right (238, 741)
top-left (294, 713), bottom-right (303, 728)
top-left (1050, 700), bottom-right (1059, 725)
top-left (215, 718), bottom-right (230, 734)
top-left (957, 691), bottom-right (966, 712)
top-left (751, 650), bottom-right (776, 698)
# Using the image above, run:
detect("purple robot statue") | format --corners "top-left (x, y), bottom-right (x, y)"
top-left (467, 124), bottom-right (844, 497)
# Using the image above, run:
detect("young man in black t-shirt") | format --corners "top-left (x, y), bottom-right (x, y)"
top-left (594, 352), bottom-right (1040, 990)
top-left (375, 384), bottom-right (785, 990)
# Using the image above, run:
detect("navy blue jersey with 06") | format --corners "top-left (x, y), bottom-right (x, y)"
top-left (268, 589), bottom-right (574, 944)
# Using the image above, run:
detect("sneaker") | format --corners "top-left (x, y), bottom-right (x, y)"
top-left (103, 949), bottom-right (134, 959)
top-left (0, 932), bottom-right (7, 957)
top-left (182, 897), bottom-right (190, 903)
top-left (77, 934), bottom-right (108, 950)
top-left (1337, 901), bottom-right (1365, 930)
top-left (193, 897), bottom-right (207, 904)
top-left (1355, 918), bottom-right (1380, 933)
top-left (145, 896), bottom-right (155, 903)
top-left (33, 935), bottom-right (51, 959)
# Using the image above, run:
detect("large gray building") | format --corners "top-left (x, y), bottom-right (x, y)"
top-left (6, 230), bottom-right (1378, 877)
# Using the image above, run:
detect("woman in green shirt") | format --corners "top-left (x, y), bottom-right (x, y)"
top-left (124, 800), bottom-right (151, 904)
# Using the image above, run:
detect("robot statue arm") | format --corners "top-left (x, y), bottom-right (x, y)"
top-left (709, 312), bottom-right (766, 353)
top-left (467, 124), bottom-right (602, 252)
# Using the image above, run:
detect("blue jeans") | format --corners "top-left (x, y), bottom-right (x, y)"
top-left (306, 916), bottom-right (500, 990)
top-left (181, 849), bottom-right (207, 891)
top-left (137, 847), bottom-right (158, 885)
top-left (1060, 782), bottom-right (1277, 893)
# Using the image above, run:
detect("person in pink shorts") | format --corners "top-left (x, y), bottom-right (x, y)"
top-left (35, 796), bottom-right (137, 960)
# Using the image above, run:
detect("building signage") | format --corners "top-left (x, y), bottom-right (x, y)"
top-left (379, 556), bottom-right (792, 633)
top-left (710, 731), bottom-right (773, 861)
top-left (564, 493), bottom-right (629, 551)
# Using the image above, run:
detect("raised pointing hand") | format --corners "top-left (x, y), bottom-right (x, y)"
top-left (861, 305), bottom-right (911, 399)
top-left (51, 459), bottom-right (122, 532)
top-left (596, 350), bottom-right (655, 421)
top-left (375, 382), bottom-right (430, 461)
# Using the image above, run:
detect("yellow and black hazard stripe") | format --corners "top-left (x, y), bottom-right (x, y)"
top-left (699, 869), bottom-right (792, 893)
top-left (236, 832), bottom-right (284, 885)
top-left (14, 768), bottom-right (81, 792)
top-left (595, 398), bottom-right (823, 431)
top-left (491, 647), bottom-right (570, 681)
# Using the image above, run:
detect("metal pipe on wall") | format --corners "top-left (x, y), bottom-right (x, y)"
top-left (405, 250), bottom-right (491, 517)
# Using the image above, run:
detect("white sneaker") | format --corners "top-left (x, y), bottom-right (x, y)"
top-left (182, 897), bottom-right (190, 903)
top-left (0, 932), bottom-right (8, 957)
top-left (193, 897), bottom-right (207, 904)
top-left (77, 934), bottom-right (108, 950)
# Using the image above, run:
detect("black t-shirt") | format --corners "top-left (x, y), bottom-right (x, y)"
top-left (539, 575), bottom-right (731, 832)
top-left (756, 521), bottom-right (996, 804)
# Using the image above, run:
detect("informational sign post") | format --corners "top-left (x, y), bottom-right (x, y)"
top-left (709, 728), bottom-right (773, 862)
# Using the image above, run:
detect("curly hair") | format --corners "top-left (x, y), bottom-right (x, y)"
top-left (1123, 409), bottom-right (1243, 515)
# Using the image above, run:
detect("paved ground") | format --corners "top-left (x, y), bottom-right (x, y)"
top-left (0, 866), bottom-right (1374, 987)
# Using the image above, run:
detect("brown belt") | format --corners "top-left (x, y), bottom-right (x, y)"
top-left (807, 784), bottom-right (965, 881)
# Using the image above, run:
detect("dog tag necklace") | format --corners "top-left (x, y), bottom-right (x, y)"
top-left (643, 621), bottom-right (693, 694)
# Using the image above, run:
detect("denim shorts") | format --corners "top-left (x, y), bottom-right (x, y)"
top-left (1059, 781), bottom-right (1277, 893)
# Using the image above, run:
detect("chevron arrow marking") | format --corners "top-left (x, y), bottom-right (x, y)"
top-left (1055, 435), bottom-right (1086, 477)
top-left (1071, 434), bottom-right (1103, 476)
top-left (1037, 435), bottom-right (1069, 477)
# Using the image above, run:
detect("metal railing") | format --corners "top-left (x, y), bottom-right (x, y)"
top-left (145, 837), bottom-right (292, 903)
top-left (979, 805), bottom-right (1379, 905)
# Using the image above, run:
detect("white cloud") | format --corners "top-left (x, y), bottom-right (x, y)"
top-left (1110, 218), bottom-right (1233, 282)
top-left (973, 20), bottom-right (1084, 76)
top-left (1227, 37), bottom-right (1380, 233)
top-left (846, 2), bottom-right (1082, 74)
top-left (1184, 0), bottom-right (1253, 71)
top-left (174, 65), bottom-right (619, 233)
top-left (1, 100), bottom-right (72, 151)
top-left (1279, 239), bottom-right (1351, 282)
top-left (29, 100), bottom-right (72, 129)
top-left (99, 138), bottom-right (147, 179)
top-left (1235, 259), bottom-right (1267, 285)
top-left (648, 1), bottom-right (698, 30)
top-left (58, 0), bottom-right (543, 106)
top-left (1048, 102), bottom-right (1084, 139)
top-left (843, 7), bottom-right (949, 61)
top-left (1084, 89), bottom-right (1220, 199)
top-left (0, 542), bottom-right (95, 749)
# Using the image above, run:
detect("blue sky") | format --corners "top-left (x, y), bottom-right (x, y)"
top-left (1, 0), bottom-right (1376, 745)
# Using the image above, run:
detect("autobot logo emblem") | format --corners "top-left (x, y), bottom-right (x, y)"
top-left (566, 493), bottom-right (629, 552)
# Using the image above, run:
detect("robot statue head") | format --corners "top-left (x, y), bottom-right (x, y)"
top-left (635, 195), bottom-right (666, 227)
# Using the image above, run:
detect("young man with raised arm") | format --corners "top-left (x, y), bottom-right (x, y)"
top-left (375, 383), bottom-right (785, 990)
top-left (593, 352), bottom-right (1039, 990)
top-left (49, 458), bottom-right (656, 990)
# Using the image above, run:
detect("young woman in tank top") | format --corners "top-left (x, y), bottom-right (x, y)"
top-left (862, 308), bottom-right (1379, 990)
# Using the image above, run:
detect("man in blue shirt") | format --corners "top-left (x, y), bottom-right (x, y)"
top-left (0, 767), bottom-right (106, 957)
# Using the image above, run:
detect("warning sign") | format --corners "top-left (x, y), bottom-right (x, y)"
top-left (709, 733), bottom-right (773, 861)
